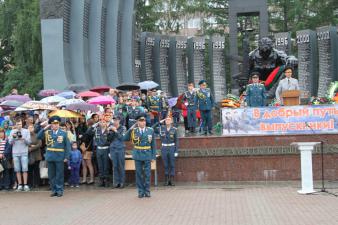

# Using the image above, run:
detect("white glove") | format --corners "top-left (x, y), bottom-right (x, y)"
top-left (174, 152), bottom-right (178, 157)
top-left (108, 153), bottom-right (111, 159)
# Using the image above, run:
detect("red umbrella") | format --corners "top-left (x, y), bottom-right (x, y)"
top-left (90, 85), bottom-right (111, 94)
top-left (87, 96), bottom-right (116, 105)
top-left (78, 91), bottom-right (102, 98)
top-left (175, 94), bottom-right (185, 110)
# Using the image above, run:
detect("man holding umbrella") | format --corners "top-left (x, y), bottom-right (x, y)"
top-left (37, 116), bottom-right (70, 197)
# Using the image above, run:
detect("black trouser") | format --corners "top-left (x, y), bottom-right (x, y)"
top-left (28, 161), bottom-right (40, 188)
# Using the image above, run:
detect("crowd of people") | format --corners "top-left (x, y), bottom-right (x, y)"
top-left (0, 79), bottom-right (215, 198)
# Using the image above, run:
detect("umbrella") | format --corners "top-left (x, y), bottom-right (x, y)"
top-left (14, 107), bottom-right (33, 112)
top-left (57, 99), bottom-right (85, 107)
top-left (0, 100), bottom-right (23, 108)
top-left (57, 91), bottom-right (77, 99)
top-left (66, 83), bottom-right (89, 92)
top-left (66, 103), bottom-right (99, 112)
top-left (38, 89), bottom-right (60, 97)
top-left (77, 91), bottom-right (102, 98)
top-left (90, 85), bottom-right (111, 94)
top-left (116, 83), bottom-right (140, 91)
top-left (49, 109), bottom-right (82, 118)
top-left (20, 101), bottom-right (57, 111)
top-left (175, 94), bottom-right (185, 110)
top-left (4, 95), bottom-right (31, 103)
top-left (40, 96), bottom-right (66, 104)
top-left (87, 96), bottom-right (116, 105)
top-left (168, 97), bottom-right (178, 108)
top-left (138, 81), bottom-right (159, 90)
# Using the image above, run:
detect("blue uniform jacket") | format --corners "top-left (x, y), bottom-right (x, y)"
top-left (195, 88), bottom-right (214, 111)
top-left (123, 127), bottom-right (156, 161)
top-left (158, 125), bottom-right (179, 153)
top-left (37, 128), bottom-right (70, 162)
top-left (86, 126), bottom-right (110, 147)
top-left (246, 83), bottom-right (266, 107)
top-left (183, 91), bottom-right (197, 110)
top-left (108, 125), bottom-right (126, 150)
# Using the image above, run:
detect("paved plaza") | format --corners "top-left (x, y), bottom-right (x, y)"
top-left (0, 182), bottom-right (338, 225)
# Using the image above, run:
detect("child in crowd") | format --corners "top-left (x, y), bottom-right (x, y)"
top-left (68, 142), bottom-right (82, 188)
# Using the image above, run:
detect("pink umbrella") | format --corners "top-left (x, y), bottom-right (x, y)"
top-left (87, 96), bottom-right (116, 105)
top-left (38, 89), bottom-right (60, 97)
top-left (4, 95), bottom-right (31, 103)
top-left (78, 91), bottom-right (102, 98)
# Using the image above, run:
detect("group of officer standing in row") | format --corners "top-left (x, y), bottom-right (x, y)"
top-left (39, 79), bottom-right (215, 198)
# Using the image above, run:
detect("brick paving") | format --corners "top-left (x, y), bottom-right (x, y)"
top-left (0, 182), bottom-right (338, 225)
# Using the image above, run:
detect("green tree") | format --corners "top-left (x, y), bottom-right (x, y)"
top-left (0, 0), bottom-right (42, 97)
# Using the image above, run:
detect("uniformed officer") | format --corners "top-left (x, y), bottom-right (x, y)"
top-left (245, 72), bottom-right (266, 107)
top-left (147, 89), bottom-right (162, 126)
top-left (195, 80), bottom-right (214, 135)
top-left (123, 114), bottom-right (156, 198)
top-left (37, 116), bottom-right (70, 197)
top-left (108, 116), bottom-right (127, 188)
top-left (126, 97), bottom-right (144, 129)
top-left (183, 82), bottom-right (197, 133)
top-left (86, 117), bottom-right (111, 187)
top-left (155, 116), bottom-right (178, 186)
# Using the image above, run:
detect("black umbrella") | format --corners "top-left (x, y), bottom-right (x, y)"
top-left (116, 83), bottom-right (140, 91)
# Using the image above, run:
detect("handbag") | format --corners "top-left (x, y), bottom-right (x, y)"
top-left (39, 160), bottom-right (48, 179)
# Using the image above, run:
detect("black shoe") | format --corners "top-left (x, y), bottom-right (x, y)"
top-left (138, 193), bottom-right (144, 198)
top-left (164, 175), bottom-right (169, 186)
top-left (57, 193), bottom-right (63, 197)
top-left (114, 184), bottom-right (120, 188)
top-left (144, 192), bottom-right (151, 198)
top-left (50, 192), bottom-right (57, 197)
top-left (169, 176), bottom-right (175, 186)
top-left (208, 131), bottom-right (213, 135)
top-left (99, 178), bottom-right (105, 187)
top-left (204, 131), bottom-right (207, 135)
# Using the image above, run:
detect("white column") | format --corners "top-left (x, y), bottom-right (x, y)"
top-left (291, 142), bottom-right (320, 194)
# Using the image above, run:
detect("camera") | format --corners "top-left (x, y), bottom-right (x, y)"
top-left (16, 131), bottom-right (22, 139)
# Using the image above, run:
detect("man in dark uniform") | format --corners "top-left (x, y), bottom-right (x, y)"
top-left (156, 116), bottom-right (178, 186)
top-left (108, 116), bottom-right (127, 188)
top-left (86, 118), bottom-right (111, 187)
top-left (126, 97), bottom-right (144, 129)
top-left (146, 89), bottom-right (162, 126)
top-left (37, 116), bottom-right (70, 197)
top-left (182, 82), bottom-right (197, 133)
top-left (245, 72), bottom-right (267, 107)
top-left (195, 80), bottom-right (214, 135)
top-left (123, 114), bottom-right (156, 198)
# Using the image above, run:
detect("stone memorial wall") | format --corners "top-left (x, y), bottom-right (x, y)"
top-left (187, 37), bottom-right (206, 87)
top-left (316, 26), bottom-right (338, 97)
top-left (274, 32), bottom-right (291, 54)
top-left (169, 36), bottom-right (188, 97)
top-left (296, 29), bottom-right (318, 98)
top-left (209, 35), bottom-right (227, 102)
top-left (140, 32), bottom-right (155, 81)
top-left (154, 35), bottom-right (171, 96)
